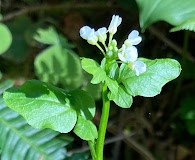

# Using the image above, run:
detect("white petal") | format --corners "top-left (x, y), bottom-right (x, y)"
top-left (128, 30), bottom-right (142, 45)
top-left (96, 27), bottom-right (107, 42)
top-left (118, 52), bottom-right (128, 62)
top-left (80, 26), bottom-right (92, 40)
top-left (118, 45), bottom-right (138, 62)
top-left (131, 37), bottom-right (142, 45)
top-left (128, 30), bottom-right (139, 39)
top-left (132, 60), bottom-right (146, 76)
top-left (96, 27), bottom-right (107, 35)
top-left (87, 29), bottom-right (98, 45)
top-left (108, 15), bottom-right (122, 34)
top-left (125, 46), bottom-right (138, 62)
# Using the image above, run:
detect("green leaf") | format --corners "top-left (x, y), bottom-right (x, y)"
top-left (103, 59), bottom-right (119, 80)
top-left (0, 96), bottom-right (68, 160)
top-left (82, 82), bottom-right (102, 100)
top-left (170, 18), bottom-right (195, 32)
top-left (185, 120), bottom-right (195, 135)
top-left (0, 79), bottom-right (14, 94)
top-left (34, 27), bottom-right (60, 45)
top-left (81, 58), bottom-right (106, 84)
top-left (180, 97), bottom-right (195, 120)
top-left (0, 23), bottom-right (12, 54)
top-left (2, 16), bottom-right (31, 62)
top-left (108, 85), bottom-right (133, 108)
top-left (34, 45), bottom-right (83, 89)
top-left (136, 0), bottom-right (195, 31)
top-left (120, 58), bottom-right (181, 97)
top-left (105, 77), bottom-right (119, 94)
top-left (69, 89), bottom-right (96, 120)
top-left (73, 116), bottom-right (98, 141)
top-left (3, 80), bottom-right (77, 133)
top-left (180, 96), bottom-right (195, 135)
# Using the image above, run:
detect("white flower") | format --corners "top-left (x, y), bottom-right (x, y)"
top-left (118, 45), bottom-right (138, 63)
top-left (87, 29), bottom-right (98, 45)
top-left (80, 26), bottom-right (98, 45)
top-left (124, 30), bottom-right (142, 46)
top-left (108, 15), bottom-right (122, 34)
top-left (131, 60), bottom-right (146, 76)
top-left (96, 27), bottom-right (107, 43)
top-left (80, 26), bottom-right (92, 40)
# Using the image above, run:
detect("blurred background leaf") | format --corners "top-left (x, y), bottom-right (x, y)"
top-left (136, 0), bottom-right (195, 32)
top-left (2, 16), bottom-right (32, 62)
top-left (180, 96), bottom-right (195, 135)
top-left (34, 27), bottom-right (83, 89)
top-left (0, 23), bottom-right (12, 54)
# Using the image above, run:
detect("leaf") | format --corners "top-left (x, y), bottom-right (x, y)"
top-left (82, 82), bottom-right (102, 100)
top-left (136, 0), bottom-right (195, 31)
top-left (81, 58), bottom-right (107, 84)
top-left (185, 120), bottom-right (195, 135)
top-left (34, 27), bottom-right (60, 45)
top-left (104, 59), bottom-right (119, 80)
top-left (0, 23), bottom-right (12, 54)
top-left (105, 77), bottom-right (119, 94)
top-left (170, 18), bottom-right (195, 32)
top-left (69, 89), bottom-right (96, 120)
top-left (0, 79), bottom-right (14, 94)
top-left (73, 116), bottom-right (98, 141)
top-left (180, 96), bottom-right (195, 135)
top-left (120, 58), bottom-right (181, 97)
top-left (0, 96), bottom-right (68, 160)
top-left (3, 80), bottom-right (77, 133)
top-left (180, 97), bottom-right (195, 120)
top-left (34, 26), bottom-right (74, 48)
top-left (34, 45), bottom-right (83, 89)
top-left (108, 85), bottom-right (133, 108)
top-left (2, 16), bottom-right (31, 62)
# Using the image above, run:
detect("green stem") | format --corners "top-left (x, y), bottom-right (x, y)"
top-left (88, 140), bottom-right (96, 160)
top-left (108, 33), bottom-right (113, 46)
top-left (96, 43), bottom-right (106, 56)
top-left (95, 83), bottom-right (110, 160)
top-left (102, 41), bottom-right (108, 52)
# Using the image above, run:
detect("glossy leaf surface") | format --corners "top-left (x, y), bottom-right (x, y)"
top-left (81, 58), bottom-right (106, 84)
top-left (3, 80), bottom-right (77, 133)
top-left (120, 58), bottom-right (181, 97)
top-left (108, 85), bottom-right (133, 108)
top-left (73, 116), bottom-right (98, 141)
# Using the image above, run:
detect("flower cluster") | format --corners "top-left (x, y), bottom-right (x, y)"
top-left (80, 15), bottom-right (146, 76)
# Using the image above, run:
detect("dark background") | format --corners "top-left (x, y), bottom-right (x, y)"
top-left (0, 0), bottom-right (194, 160)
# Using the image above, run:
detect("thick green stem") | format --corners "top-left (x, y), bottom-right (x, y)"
top-left (95, 84), bottom-right (110, 160)
top-left (88, 140), bottom-right (96, 160)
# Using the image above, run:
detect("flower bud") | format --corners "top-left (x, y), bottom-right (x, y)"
top-left (108, 15), bottom-right (122, 34)
top-left (96, 27), bottom-right (107, 43)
